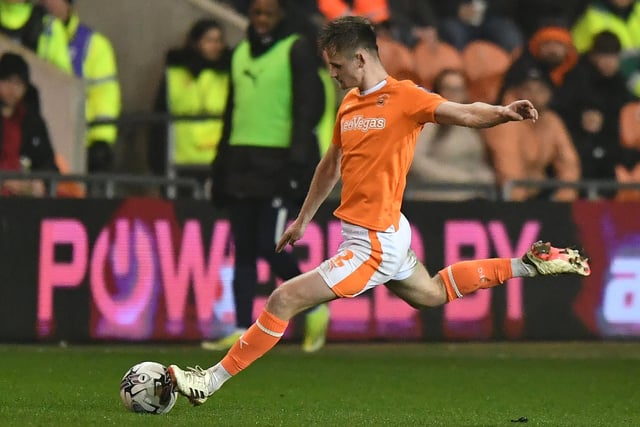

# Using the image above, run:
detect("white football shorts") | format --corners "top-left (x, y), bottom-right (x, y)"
top-left (316, 213), bottom-right (417, 297)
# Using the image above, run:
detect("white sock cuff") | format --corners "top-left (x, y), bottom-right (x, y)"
top-left (208, 362), bottom-right (232, 390)
top-left (511, 258), bottom-right (537, 277)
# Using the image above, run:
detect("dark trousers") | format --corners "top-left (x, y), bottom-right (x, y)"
top-left (228, 197), bottom-right (302, 328)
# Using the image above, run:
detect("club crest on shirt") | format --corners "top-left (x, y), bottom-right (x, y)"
top-left (376, 94), bottom-right (389, 106)
top-left (341, 115), bottom-right (387, 133)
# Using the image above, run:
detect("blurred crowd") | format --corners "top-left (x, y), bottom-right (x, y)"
top-left (220, 0), bottom-right (640, 201)
top-left (0, 0), bottom-right (639, 201)
top-left (0, 0), bottom-right (118, 197)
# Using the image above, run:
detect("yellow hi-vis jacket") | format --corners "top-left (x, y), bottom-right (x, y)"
top-left (66, 12), bottom-right (121, 146)
top-left (166, 65), bottom-right (229, 166)
top-left (0, 2), bottom-right (71, 73)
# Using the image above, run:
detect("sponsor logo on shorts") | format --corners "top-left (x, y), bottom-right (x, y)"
top-left (341, 115), bottom-right (386, 133)
top-left (329, 249), bottom-right (354, 270)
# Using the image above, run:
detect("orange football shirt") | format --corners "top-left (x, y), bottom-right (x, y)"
top-left (332, 77), bottom-right (446, 231)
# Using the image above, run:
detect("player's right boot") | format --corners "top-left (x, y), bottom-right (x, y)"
top-left (168, 365), bottom-right (219, 406)
top-left (523, 241), bottom-right (591, 276)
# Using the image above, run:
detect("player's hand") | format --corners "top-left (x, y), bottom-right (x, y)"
top-left (275, 219), bottom-right (306, 253)
top-left (504, 100), bottom-right (538, 123)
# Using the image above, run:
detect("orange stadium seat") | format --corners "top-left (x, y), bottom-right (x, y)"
top-left (412, 40), bottom-right (463, 89)
top-left (377, 36), bottom-right (419, 83)
top-left (55, 154), bottom-right (86, 198)
top-left (620, 101), bottom-right (640, 149)
top-left (462, 40), bottom-right (512, 103)
top-left (615, 163), bottom-right (640, 201)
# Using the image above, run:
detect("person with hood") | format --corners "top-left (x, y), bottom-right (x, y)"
top-left (150, 19), bottom-right (231, 186)
top-left (572, 0), bottom-right (640, 96)
top-left (500, 19), bottom-right (579, 110)
top-left (40, 0), bottom-right (121, 172)
top-left (204, 0), bottom-right (330, 353)
top-left (0, 52), bottom-right (58, 196)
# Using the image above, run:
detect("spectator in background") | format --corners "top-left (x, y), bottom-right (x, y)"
top-left (40, 0), bottom-right (121, 173)
top-left (149, 19), bottom-right (231, 188)
top-left (0, 0), bottom-right (70, 73)
top-left (433, 0), bottom-right (524, 53)
top-left (409, 69), bottom-right (496, 200)
top-left (555, 31), bottom-right (636, 196)
top-left (484, 65), bottom-right (581, 201)
top-left (0, 52), bottom-right (58, 196)
top-left (229, 0), bottom-right (338, 156)
top-left (572, 0), bottom-right (640, 97)
top-left (501, 19), bottom-right (578, 100)
top-left (204, 0), bottom-right (329, 353)
top-left (388, 0), bottom-right (439, 48)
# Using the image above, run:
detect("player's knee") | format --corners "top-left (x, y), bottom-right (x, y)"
top-left (403, 276), bottom-right (448, 309)
top-left (265, 285), bottom-right (300, 320)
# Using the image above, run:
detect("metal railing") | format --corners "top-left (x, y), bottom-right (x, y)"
top-left (405, 182), bottom-right (500, 201)
top-left (75, 114), bottom-right (640, 202)
top-left (90, 112), bottom-right (220, 198)
top-left (3, 171), bottom-right (640, 202)
top-left (405, 180), bottom-right (640, 201)
top-left (0, 171), bottom-right (203, 199)
top-left (501, 179), bottom-right (640, 201)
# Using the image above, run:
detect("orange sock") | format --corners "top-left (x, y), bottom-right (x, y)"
top-left (438, 259), bottom-right (513, 302)
top-left (220, 309), bottom-right (288, 376)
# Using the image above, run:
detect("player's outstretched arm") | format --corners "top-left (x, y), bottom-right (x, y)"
top-left (435, 99), bottom-right (538, 129)
top-left (276, 143), bottom-right (342, 252)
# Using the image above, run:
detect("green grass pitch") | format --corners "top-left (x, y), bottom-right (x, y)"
top-left (1, 342), bottom-right (639, 426)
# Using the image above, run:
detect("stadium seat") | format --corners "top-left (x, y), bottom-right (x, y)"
top-left (615, 163), bottom-right (640, 201)
top-left (377, 35), bottom-right (419, 83)
top-left (55, 154), bottom-right (85, 198)
top-left (462, 40), bottom-right (512, 103)
top-left (412, 40), bottom-right (463, 89)
top-left (620, 101), bottom-right (640, 149)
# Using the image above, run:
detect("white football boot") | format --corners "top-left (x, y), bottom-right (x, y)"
top-left (168, 365), bottom-right (215, 406)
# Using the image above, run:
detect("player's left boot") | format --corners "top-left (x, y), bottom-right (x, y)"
top-left (302, 303), bottom-right (330, 353)
top-left (168, 365), bottom-right (218, 406)
top-left (523, 241), bottom-right (591, 276)
top-left (201, 328), bottom-right (246, 351)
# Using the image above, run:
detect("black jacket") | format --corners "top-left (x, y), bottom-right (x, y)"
top-left (554, 55), bottom-right (637, 180)
top-left (0, 100), bottom-right (58, 172)
top-left (212, 20), bottom-right (324, 204)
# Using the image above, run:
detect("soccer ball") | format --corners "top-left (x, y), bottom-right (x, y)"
top-left (120, 361), bottom-right (178, 414)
